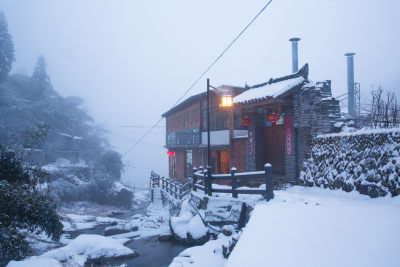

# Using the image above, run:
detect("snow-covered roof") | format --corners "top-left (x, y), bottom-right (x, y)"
top-left (234, 63), bottom-right (309, 105)
top-left (234, 76), bottom-right (305, 104)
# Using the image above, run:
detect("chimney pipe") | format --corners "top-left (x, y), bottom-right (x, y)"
top-left (345, 52), bottom-right (356, 116)
top-left (289, 37), bottom-right (301, 73)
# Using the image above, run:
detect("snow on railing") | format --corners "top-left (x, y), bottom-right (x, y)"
top-left (192, 165), bottom-right (274, 201)
top-left (150, 164), bottom-right (275, 202)
top-left (150, 171), bottom-right (193, 202)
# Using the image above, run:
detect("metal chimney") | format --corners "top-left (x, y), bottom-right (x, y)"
top-left (289, 37), bottom-right (301, 73)
top-left (345, 52), bottom-right (356, 116)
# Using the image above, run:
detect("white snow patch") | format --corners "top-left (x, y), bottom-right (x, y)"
top-left (234, 76), bottom-right (304, 104)
top-left (41, 234), bottom-right (134, 266)
top-left (7, 257), bottom-right (62, 267)
top-left (225, 186), bottom-right (400, 267)
top-left (169, 234), bottom-right (230, 267)
top-left (188, 215), bottom-right (208, 239)
top-left (318, 126), bottom-right (400, 138)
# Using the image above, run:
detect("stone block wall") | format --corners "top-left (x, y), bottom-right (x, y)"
top-left (291, 79), bottom-right (341, 183)
top-left (299, 128), bottom-right (400, 198)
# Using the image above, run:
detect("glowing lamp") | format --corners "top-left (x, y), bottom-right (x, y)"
top-left (221, 95), bottom-right (233, 107)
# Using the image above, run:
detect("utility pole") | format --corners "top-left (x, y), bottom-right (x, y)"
top-left (207, 78), bottom-right (212, 196)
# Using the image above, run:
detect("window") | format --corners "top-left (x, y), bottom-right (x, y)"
top-left (184, 150), bottom-right (193, 178)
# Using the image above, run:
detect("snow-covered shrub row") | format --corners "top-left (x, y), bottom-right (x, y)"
top-left (48, 165), bottom-right (132, 208)
top-left (299, 128), bottom-right (400, 198)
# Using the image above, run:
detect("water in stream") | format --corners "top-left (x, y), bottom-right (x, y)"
top-left (63, 199), bottom-right (189, 266)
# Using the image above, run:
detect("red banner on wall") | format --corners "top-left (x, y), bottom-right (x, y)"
top-left (286, 117), bottom-right (291, 155)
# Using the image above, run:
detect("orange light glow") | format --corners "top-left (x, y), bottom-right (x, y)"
top-left (221, 95), bottom-right (233, 107)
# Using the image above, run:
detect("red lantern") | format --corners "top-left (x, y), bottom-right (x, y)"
top-left (167, 151), bottom-right (176, 156)
top-left (241, 117), bottom-right (251, 129)
top-left (267, 113), bottom-right (280, 126)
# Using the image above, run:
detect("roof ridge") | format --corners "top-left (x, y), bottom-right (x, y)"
top-left (246, 63), bottom-right (309, 89)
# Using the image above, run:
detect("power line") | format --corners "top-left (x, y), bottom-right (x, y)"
top-left (108, 125), bottom-right (165, 128)
top-left (123, 0), bottom-right (274, 156)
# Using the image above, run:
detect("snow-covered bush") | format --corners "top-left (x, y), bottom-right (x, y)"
top-left (299, 128), bottom-right (400, 197)
top-left (48, 169), bottom-right (133, 208)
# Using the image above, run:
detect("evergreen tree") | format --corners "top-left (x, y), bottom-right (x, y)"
top-left (0, 11), bottom-right (15, 83)
top-left (29, 55), bottom-right (54, 99)
top-left (0, 136), bottom-right (62, 265)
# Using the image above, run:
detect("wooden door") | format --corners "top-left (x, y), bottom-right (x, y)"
top-left (219, 150), bottom-right (230, 174)
top-left (264, 126), bottom-right (285, 174)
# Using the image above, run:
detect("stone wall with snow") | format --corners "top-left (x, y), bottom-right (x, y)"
top-left (299, 128), bottom-right (400, 197)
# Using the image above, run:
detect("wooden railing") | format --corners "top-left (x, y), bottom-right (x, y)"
top-left (150, 163), bottom-right (274, 202)
top-left (192, 164), bottom-right (274, 200)
top-left (150, 171), bottom-right (194, 201)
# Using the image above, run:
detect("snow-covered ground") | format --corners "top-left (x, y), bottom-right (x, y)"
top-left (7, 186), bottom-right (171, 266)
top-left (170, 234), bottom-right (231, 267)
top-left (140, 187), bottom-right (171, 238)
top-left (8, 235), bottom-right (135, 267)
top-left (226, 186), bottom-right (400, 267)
top-left (170, 186), bottom-right (400, 267)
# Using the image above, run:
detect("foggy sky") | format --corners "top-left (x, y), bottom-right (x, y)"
top-left (2, 0), bottom-right (400, 186)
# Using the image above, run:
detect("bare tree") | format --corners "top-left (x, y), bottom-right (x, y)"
top-left (369, 86), bottom-right (399, 128)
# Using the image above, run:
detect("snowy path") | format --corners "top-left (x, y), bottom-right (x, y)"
top-left (140, 187), bottom-right (170, 237)
top-left (225, 186), bottom-right (400, 267)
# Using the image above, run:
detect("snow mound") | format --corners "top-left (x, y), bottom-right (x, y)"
top-left (41, 234), bottom-right (135, 265)
top-left (170, 199), bottom-right (209, 244)
top-left (169, 234), bottom-right (230, 267)
top-left (7, 257), bottom-right (62, 267)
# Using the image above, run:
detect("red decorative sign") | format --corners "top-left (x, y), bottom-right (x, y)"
top-left (267, 113), bottom-right (280, 126)
top-left (286, 117), bottom-right (291, 155)
top-left (249, 131), bottom-right (253, 155)
top-left (167, 151), bottom-right (176, 156)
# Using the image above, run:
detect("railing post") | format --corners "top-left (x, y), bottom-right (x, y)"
top-left (150, 179), bottom-right (154, 202)
top-left (264, 163), bottom-right (274, 201)
top-left (231, 167), bottom-right (237, 198)
top-left (207, 166), bottom-right (212, 196)
top-left (179, 186), bottom-right (182, 200)
top-left (203, 169), bottom-right (207, 194)
top-left (174, 182), bottom-right (178, 199)
top-left (193, 167), bottom-right (197, 192)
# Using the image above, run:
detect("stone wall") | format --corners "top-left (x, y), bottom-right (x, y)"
top-left (291, 80), bottom-right (341, 182)
top-left (299, 128), bottom-right (400, 198)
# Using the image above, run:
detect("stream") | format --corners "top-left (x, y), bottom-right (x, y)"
top-left (64, 200), bottom-right (190, 266)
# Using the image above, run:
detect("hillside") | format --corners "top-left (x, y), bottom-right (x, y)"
top-left (0, 73), bottom-right (131, 207)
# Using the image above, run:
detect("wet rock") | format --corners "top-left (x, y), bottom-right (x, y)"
top-left (222, 225), bottom-right (234, 236)
top-left (104, 224), bottom-right (138, 236)
top-left (85, 251), bottom-right (139, 265)
top-left (158, 233), bottom-right (172, 241)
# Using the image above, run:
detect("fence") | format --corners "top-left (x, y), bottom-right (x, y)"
top-left (192, 164), bottom-right (274, 200)
top-left (150, 171), bottom-right (194, 201)
top-left (150, 163), bottom-right (274, 202)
